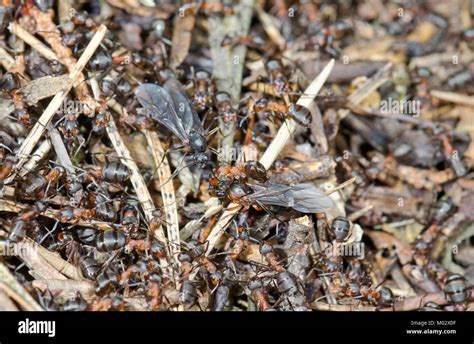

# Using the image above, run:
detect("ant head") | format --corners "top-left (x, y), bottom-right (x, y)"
top-left (193, 152), bottom-right (210, 169)
top-left (0, 72), bottom-right (20, 92)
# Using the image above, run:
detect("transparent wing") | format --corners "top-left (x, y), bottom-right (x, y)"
top-left (248, 183), bottom-right (333, 213)
top-left (135, 83), bottom-right (189, 143)
top-left (164, 78), bottom-right (204, 135)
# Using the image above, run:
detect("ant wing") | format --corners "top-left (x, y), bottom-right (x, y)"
top-left (135, 83), bottom-right (189, 143)
top-left (164, 78), bottom-right (205, 135)
top-left (248, 183), bottom-right (333, 213)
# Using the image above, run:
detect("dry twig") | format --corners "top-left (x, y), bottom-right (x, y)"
top-left (0, 262), bottom-right (43, 311)
top-left (144, 130), bottom-right (181, 267)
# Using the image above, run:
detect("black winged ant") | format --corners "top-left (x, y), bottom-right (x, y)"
top-left (135, 78), bottom-right (210, 168)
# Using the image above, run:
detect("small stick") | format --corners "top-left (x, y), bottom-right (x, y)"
top-left (409, 51), bottom-right (474, 69)
top-left (33, 239), bottom-right (83, 280)
top-left (205, 60), bottom-right (335, 256)
top-left (48, 126), bottom-right (76, 175)
top-left (17, 242), bottom-right (68, 281)
top-left (168, 150), bottom-right (199, 194)
top-left (32, 279), bottom-right (95, 300)
top-left (5, 25), bottom-right (107, 184)
top-left (0, 46), bottom-right (15, 70)
top-left (18, 139), bottom-right (52, 178)
top-left (311, 302), bottom-right (379, 311)
top-left (9, 22), bottom-right (60, 61)
top-left (308, 102), bottom-right (329, 155)
top-left (180, 201), bottom-right (222, 240)
top-left (0, 262), bottom-right (43, 311)
top-left (393, 292), bottom-right (447, 311)
top-left (338, 62), bottom-right (392, 121)
top-left (255, 5), bottom-right (286, 50)
top-left (144, 129), bottom-right (181, 267)
top-left (430, 89), bottom-right (474, 107)
top-left (204, 203), bottom-right (241, 256)
top-left (325, 176), bottom-right (357, 195)
top-left (0, 289), bottom-right (19, 311)
top-left (348, 205), bottom-right (374, 222)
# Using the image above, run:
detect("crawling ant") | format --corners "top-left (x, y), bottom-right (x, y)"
top-left (58, 113), bottom-right (80, 143)
top-left (35, 289), bottom-right (59, 311)
top-left (79, 256), bottom-right (101, 280)
top-left (118, 259), bottom-right (148, 287)
top-left (211, 281), bottom-right (232, 311)
top-left (209, 160), bottom-right (267, 198)
top-left (96, 229), bottom-right (127, 252)
top-left (100, 161), bottom-right (130, 184)
top-left (62, 292), bottom-right (88, 311)
top-left (444, 274), bottom-right (470, 311)
top-left (59, 10), bottom-right (112, 54)
top-left (47, 230), bottom-right (82, 264)
top-left (419, 302), bottom-right (443, 311)
top-left (100, 76), bottom-right (133, 98)
top-left (265, 60), bottom-right (289, 94)
top-left (221, 34), bottom-right (268, 51)
top-left (214, 91), bottom-right (238, 123)
top-left (260, 242), bottom-right (285, 272)
top-left (193, 70), bottom-right (213, 112)
top-left (0, 72), bottom-right (31, 126)
top-left (329, 216), bottom-right (351, 242)
top-left (149, 211), bottom-right (164, 240)
top-left (224, 221), bottom-right (249, 265)
top-left (253, 98), bottom-right (312, 127)
top-left (0, 155), bottom-right (16, 181)
top-left (95, 269), bottom-right (119, 295)
top-left (276, 271), bottom-right (299, 295)
top-left (17, 173), bottom-right (47, 199)
top-left (43, 165), bottom-right (66, 196)
top-left (93, 190), bottom-right (117, 222)
top-left (119, 199), bottom-right (141, 237)
top-left (306, 20), bottom-right (352, 58)
top-left (180, 280), bottom-right (198, 309)
top-left (88, 50), bottom-right (131, 73)
top-left (57, 206), bottom-right (96, 223)
top-left (248, 279), bottom-right (272, 311)
top-left (146, 272), bottom-right (163, 311)
top-left (92, 99), bottom-right (111, 133)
